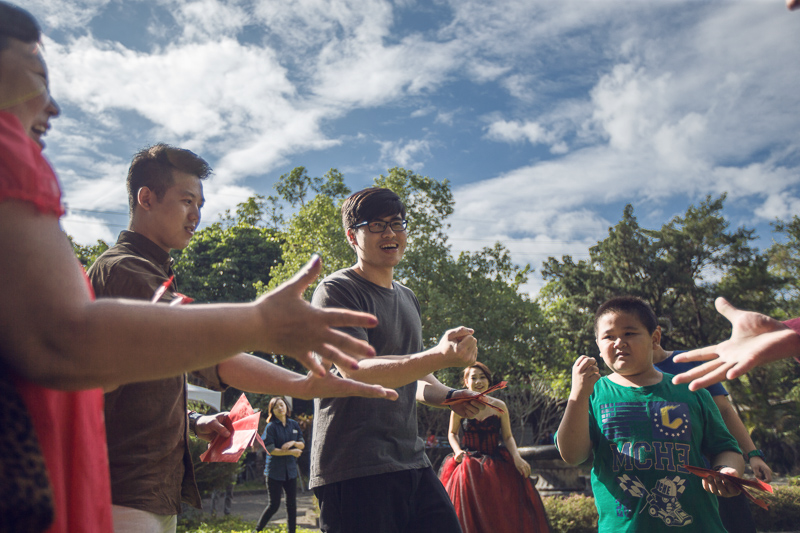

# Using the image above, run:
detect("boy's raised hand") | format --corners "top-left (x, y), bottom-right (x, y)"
top-left (571, 355), bottom-right (600, 399)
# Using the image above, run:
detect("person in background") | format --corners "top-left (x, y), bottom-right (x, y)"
top-left (653, 332), bottom-right (771, 533)
top-left (439, 362), bottom-right (551, 533)
top-left (256, 397), bottom-right (304, 533)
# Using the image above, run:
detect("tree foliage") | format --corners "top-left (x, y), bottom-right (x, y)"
top-left (69, 236), bottom-right (109, 269)
top-left (540, 196), bottom-right (799, 471)
top-left (173, 196), bottom-right (282, 304)
top-left (266, 166), bottom-right (552, 393)
top-left (539, 196), bottom-right (783, 368)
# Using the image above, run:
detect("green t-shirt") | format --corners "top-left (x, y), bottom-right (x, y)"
top-left (586, 373), bottom-right (740, 532)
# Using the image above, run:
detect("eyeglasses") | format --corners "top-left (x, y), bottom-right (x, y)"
top-left (351, 219), bottom-right (408, 233)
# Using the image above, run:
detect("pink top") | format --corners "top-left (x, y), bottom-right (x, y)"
top-left (0, 111), bottom-right (112, 533)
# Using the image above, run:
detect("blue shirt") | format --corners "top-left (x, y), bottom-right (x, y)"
top-left (262, 418), bottom-right (304, 481)
top-left (654, 350), bottom-right (728, 398)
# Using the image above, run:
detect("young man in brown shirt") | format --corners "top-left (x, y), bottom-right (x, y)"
top-left (88, 145), bottom-right (397, 533)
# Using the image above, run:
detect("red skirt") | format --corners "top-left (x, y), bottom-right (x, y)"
top-left (439, 448), bottom-right (550, 533)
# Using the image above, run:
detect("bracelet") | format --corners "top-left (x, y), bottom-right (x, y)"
top-left (445, 389), bottom-right (457, 400)
top-left (713, 465), bottom-right (729, 472)
top-left (747, 449), bottom-right (765, 460)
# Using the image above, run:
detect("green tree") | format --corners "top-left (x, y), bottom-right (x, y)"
top-left (540, 196), bottom-right (798, 471)
top-left (539, 196), bottom-right (783, 366)
top-left (69, 236), bottom-right (109, 269)
top-left (768, 216), bottom-right (800, 318)
top-left (264, 168), bottom-right (353, 297)
top-left (266, 167), bottom-right (552, 391)
top-left (173, 196), bottom-right (282, 304)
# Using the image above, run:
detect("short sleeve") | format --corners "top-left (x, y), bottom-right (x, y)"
top-left (0, 112), bottom-right (64, 217)
top-left (311, 277), bottom-right (368, 342)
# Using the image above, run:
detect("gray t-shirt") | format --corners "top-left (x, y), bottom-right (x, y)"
top-left (309, 268), bottom-right (431, 488)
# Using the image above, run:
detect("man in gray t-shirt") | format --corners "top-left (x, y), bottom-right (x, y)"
top-left (310, 187), bottom-right (484, 533)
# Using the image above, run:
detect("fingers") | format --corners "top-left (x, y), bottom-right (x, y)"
top-left (446, 327), bottom-right (475, 341)
top-left (330, 378), bottom-right (399, 401)
top-left (671, 359), bottom-right (731, 390)
top-left (283, 254), bottom-right (322, 296)
top-left (752, 462), bottom-right (773, 483)
top-left (788, 0), bottom-right (800, 11)
top-left (302, 371), bottom-right (399, 400)
top-left (714, 297), bottom-right (739, 324)
top-left (672, 346), bottom-right (720, 364)
top-left (323, 307), bottom-right (379, 331)
top-left (292, 351), bottom-right (329, 377)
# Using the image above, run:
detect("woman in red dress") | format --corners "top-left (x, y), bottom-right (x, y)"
top-left (439, 362), bottom-right (551, 533)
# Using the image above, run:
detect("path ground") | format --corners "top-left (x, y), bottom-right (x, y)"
top-left (201, 488), bottom-right (318, 529)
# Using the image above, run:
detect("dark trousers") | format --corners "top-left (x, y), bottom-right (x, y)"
top-left (314, 467), bottom-right (462, 533)
top-left (256, 476), bottom-right (297, 533)
top-left (719, 491), bottom-right (757, 533)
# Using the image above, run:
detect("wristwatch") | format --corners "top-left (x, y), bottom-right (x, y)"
top-left (187, 410), bottom-right (203, 437)
top-left (747, 449), bottom-right (765, 460)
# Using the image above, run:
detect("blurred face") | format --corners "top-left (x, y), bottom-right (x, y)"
top-left (464, 367), bottom-right (489, 393)
top-left (272, 399), bottom-right (287, 417)
top-left (0, 39), bottom-right (59, 148)
top-left (595, 311), bottom-right (660, 377)
top-left (143, 170), bottom-right (204, 253)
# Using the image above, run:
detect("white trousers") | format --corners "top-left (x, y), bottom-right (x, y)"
top-left (112, 504), bottom-right (177, 533)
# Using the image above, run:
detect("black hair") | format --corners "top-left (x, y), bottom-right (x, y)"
top-left (127, 143), bottom-right (211, 213)
top-left (0, 3), bottom-right (41, 50)
top-left (341, 187), bottom-right (406, 233)
top-left (595, 296), bottom-right (658, 334)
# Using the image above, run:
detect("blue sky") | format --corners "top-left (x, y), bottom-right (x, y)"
top-left (28, 0), bottom-right (800, 294)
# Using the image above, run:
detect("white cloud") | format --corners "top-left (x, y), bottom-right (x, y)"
top-left (378, 138), bottom-right (431, 168)
top-left (61, 213), bottom-right (118, 245)
top-left (28, 0), bottom-right (112, 30)
top-left (485, 119), bottom-right (558, 148)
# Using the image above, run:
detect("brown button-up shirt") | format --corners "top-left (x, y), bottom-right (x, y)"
top-left (87, 230), bottom-right (224, 515)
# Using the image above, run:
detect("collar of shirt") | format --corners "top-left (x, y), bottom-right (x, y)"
top-left (116, 230), bottom-right (175, 273)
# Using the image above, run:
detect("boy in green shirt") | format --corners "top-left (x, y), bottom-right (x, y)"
top-left (557, 296), bottom-right (743, 532)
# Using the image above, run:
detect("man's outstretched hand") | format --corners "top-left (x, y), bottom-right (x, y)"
top-left (255, 255), bottom-right (378, 376)
top-left (672, 298), bottom-right (800, 390)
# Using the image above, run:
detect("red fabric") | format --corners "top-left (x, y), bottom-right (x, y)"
top-left (439, 416), bottom-right (551, 533)
top-left (1, 111), bottom-right (112, 532)
top-left (0, 111), bottom-right (64, 217)
top-left (15, 380), bottom-right (113, 533)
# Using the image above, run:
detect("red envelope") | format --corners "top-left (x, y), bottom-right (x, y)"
top-left (151, 276), bottom-right (174, 303)
top-left (200, 393), bottom-right (267, 463)
top-left (442, 381), bottom-right (508, 413)
top-left (684, 464), bottom-right (773, 510)
top-left (151, 276), bottom-right (195, 305)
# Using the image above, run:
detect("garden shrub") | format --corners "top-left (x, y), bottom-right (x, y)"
top-left (543, 493), bottom-right (598, 533)
top-left (750, 484), bottom-right (800, 532)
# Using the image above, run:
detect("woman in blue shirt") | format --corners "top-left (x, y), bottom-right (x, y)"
top-left (255, 397), bottom-right (305, 533)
